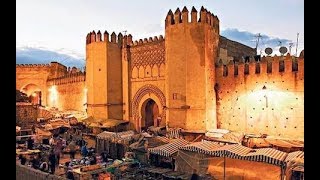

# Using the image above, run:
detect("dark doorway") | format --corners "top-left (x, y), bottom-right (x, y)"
top-left (141, 99), bottom-right (159, 131)
top-left (29, 91), bottom-right (41, 105)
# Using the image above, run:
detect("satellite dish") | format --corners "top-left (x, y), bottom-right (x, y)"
top-left (279, 46), bottom-right (288, 54)
top-left (265, 48), bottom-right (273, 55)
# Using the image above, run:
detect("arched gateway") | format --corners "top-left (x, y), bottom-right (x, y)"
top-left (131, 84), bottom-right (166, 132)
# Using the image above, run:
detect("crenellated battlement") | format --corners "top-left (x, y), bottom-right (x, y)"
top-left (215, 51), bottom-right (304, 78)
top-left (86, 30), bottom-right (124, 45)
top-left (130, 35), bottom-right (164, 47)
top-left (47, 72), bottom-right (86, 85)
top-left (165, 6), bottom-right (219, 30)
top-left (16, 64), bottom-right (50, 67)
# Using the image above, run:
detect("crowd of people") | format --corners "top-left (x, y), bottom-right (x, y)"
top-left (17, 128), bottom-right (92, 177)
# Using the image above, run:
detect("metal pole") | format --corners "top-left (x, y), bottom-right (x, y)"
top-left (224, 154), bottom-right (226, 180)
top-left (295, 33), bottom-right (299, 56)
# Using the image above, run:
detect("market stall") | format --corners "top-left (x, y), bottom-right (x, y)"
top-left (34, 128), bottom-right (52, 144)
top-left (148, 138), bottom-right (189, 169)
top-left (284, 151), bottom-right (304, 180)
top-left (44, 119), bottom-right (71, 134)
top-left (129, 135), bottom-right (170, 164)
top-left (176, 141), bottom-right (289, 180)
top-left (96, 130), bottom-right (135, 159)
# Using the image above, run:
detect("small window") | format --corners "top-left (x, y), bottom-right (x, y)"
top-left (292, 58), bottom-right (298, 71)
top-left (234, 64), bottom-right (238, 76)
top-left (244, 63), bottom-right (249, 75)
top-left (279, 60), bottom-right (285, 72)
top-left (255, 63), bottom-right (260, 74)
top-left (267, 61), bottom-right (272, 73)
top-left (172, 93), bottom-right (178, 100)
top-left (223, 65), bottom-right (228, 77)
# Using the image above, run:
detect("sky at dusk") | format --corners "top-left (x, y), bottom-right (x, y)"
top-left (16, 0), bottom-right (304, 67)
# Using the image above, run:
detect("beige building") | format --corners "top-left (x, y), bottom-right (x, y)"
top-left (16, 6), bottom-right (304, 140)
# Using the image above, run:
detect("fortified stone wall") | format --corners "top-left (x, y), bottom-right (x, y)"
top-left (215, 52), bottom-right (304, 140)
top-left (47, 72), bottom-right (86, 112)
top-left (16, 64), bottom-right (51, 106)
top-left (86, 31), bottom-right (123, 119)
top-left (219, 36), bottom-right (256, 61)
top-left (165, 6), bottom-right (219, 131)
top-left (16, 5), bottom-right (304, 141)
top-left (127, 35), bottom-right (166, 130)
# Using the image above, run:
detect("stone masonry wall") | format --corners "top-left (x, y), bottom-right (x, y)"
top-left (219, 36), bottom-right (257, 61)
top-left (215, 54), bottom-right (304, 140)
top-left (47, 73), bottom-right (86, 112)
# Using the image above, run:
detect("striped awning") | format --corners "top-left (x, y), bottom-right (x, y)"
top-left (149, 139), bottom-right (189, 157)
top-left (284, 151), bottom-right (304, 164)
top-left (179, 140), bottom-right (221, 155)
top-left (154, 136), bottom-right (171, 144)
top-left (244, 148), bottom-right (288, 166)
top-left (180, 142), bottom-right (257, 160)
top-left (219, 144), bottom-right (252, 159)
top-left (166, 128), bottom-right (183, 139)
top-left (96, 131), bottom-right (116, 139)
top-left (116, 130), bottom-right (135, 138)
top-left (96, 130), bottom-right (135, 143)
top-left (179, 141), bottom-right (288, 166)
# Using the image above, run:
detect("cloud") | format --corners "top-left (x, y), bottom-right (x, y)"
top-left (16, 47), bottom-right (85, 68)
top-left (221, 28), bottom-right (294, 54)
top-left (16, 28), bottom-right (302, 67)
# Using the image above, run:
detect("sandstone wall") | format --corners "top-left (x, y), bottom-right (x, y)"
top-left (219, 36), bottom-right (256, 61)
top-left (47, 73), bottom-right (86, 112)
top-left (129, 37), bottom-right (166, 131)
top-left (16, 64), bottom-right (51, 106)
top-left (215, 54), bottom-right (304, 140)
top-left (165, 7), bottom-right (219, 131)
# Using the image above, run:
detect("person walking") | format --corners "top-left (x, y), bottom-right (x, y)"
top-left (54, 138), bottom-right (63, 166)
top-left (49, 150), bottom-right (56, 174)
top-left (81, 143), bottom-right (88, 157)
top-left (68, 140), bottom-right (77, 159)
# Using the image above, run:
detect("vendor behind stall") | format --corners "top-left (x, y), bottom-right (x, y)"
top-left (100, 151), bottom-right (108, 163)
top-left (81, 143), bottom-right (88, 157)
top-left (68, 140), bottom-right (77, 159)
top-left (27, 137), bottom-right (34, 149)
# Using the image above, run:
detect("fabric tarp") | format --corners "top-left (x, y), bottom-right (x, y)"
top-left (148, 139), bottom-right (189, 157)
top-left (81, 116), bottom-right (96, 124)
top-left (44, 119), bottom-right (70, 130)
top-left (284, 151), bottom-right (304, 179)
top-left (265, 138), bottom-right (304, 148)
top-left (128, 135), bottom-right (170, 153)
top-left (179, 141), bottom-right (288, 166)
top-left (35, 128), bottom-right (52, 137)
top-left (243, 148), bottom-right (287, 166)
top-left (96, 130), bottom-right (135, 158)
top-left (88, 118), bottom-right (128, 128)
top-left (284, 151), bottom-right (304, 164)
top-left (175, 150), bottom-right (282, 180)
top-left (204, 129), bottom-right (244, 144)
top-left (180, 140), bottom-right (221, 155)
